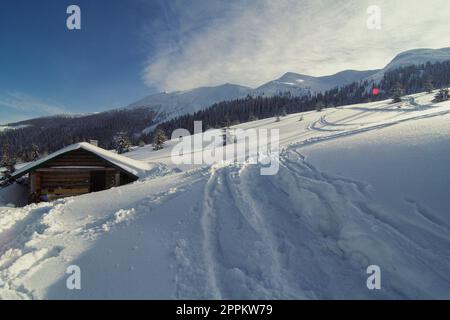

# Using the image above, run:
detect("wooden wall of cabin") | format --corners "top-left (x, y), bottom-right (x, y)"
top-left (39, 170), bottom-right (90, 201)
top-left (120, 171), bottom-right (135, 186)
top-left (25, 148), bottom-right (138, 203)
top-left (30, 169), bottom-right (127, 202)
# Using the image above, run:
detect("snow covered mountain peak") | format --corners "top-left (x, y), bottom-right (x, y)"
top-left (125, 47), bottom-right (450, 132)
top-left (127, 83), bottom-right (252, 126)
top-left (278, 72), bottom-right (309, 82)
top-left (385, 47), bottom-right (450, 70)
top-left (253, 69), bottom-right (379, 98)
top-left (364, 47), bottom-right (450, 83)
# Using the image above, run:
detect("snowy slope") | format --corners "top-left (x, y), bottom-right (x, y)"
top-left (127, 71), bottom-right (378, 129)
top-left (0, 125), bottom-right (29, 132)
top-left (366, 47), bottom-right (450, 83)
top-left (127, 47), bottom-right (450, 132)
top-left (256, 48), bottom-right (450, 97)
top-left (127, 84), bottom-right (252, 129)
top-left (253, 70), bottom-right (378, 97)
top-left (384, 47), bottom-right (450, 71)
top-left (1, 91), bottom-right (450, 299)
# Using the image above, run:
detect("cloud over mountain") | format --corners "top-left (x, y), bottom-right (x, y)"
top-left (143, 0), bottom-right (450, 92)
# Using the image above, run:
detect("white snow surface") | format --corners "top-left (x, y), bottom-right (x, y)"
top-left (0, 125), bottom-right (29, 132)
top-left (1, 92), bottom-right (450, 299)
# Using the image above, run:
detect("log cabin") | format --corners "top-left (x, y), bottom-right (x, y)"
top-left (11, 142), bottom-right (148, 203)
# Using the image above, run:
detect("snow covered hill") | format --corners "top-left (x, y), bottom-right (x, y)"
top-left (127, 70), bottom-right (379, 128)
top-left (252, 70), bottom-right (378, 97)
top-left (127, 47), bottom-right (450, 130)
top-left (0, 125), bottom-right (29, 132)
top-left (1, 91), bottom-right (450, 299)
top-left (366, 47), bottom-right (450, 83)
top-left (385, 47), bottom-right (450, 71)
top-left (127, 84), bottom-right (252, 130)
top-left (233, 47), bottom-right (450, 99)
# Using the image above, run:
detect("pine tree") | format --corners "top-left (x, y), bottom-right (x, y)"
top-left (424, 76), bottom-right (434, 93)
top-left (434, 87), bottom-right (449, 102)
top-left (391, 82), bottom-right (404, 103)
top-left (221, 128), bottom-right (228, 146)
top-left (152, 129), bottom-right (167, 150)
top-left (1, 145), bottom-right (16, 183)
top-left (316, 101), bottom-right (324, 112)
top-left (114, 132), bottom-right (131, 154)
top-left (249, 112), bottom-right (258, 122)
top-left (30, 144), bottom-right (40, 161)
top-left (222, 116), bottom-right (231, 128)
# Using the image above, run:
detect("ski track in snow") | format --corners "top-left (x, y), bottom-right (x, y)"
top-left (180, 148), bottom-right (450, 299)
top-left (1, 94), bottom-right (450, 299)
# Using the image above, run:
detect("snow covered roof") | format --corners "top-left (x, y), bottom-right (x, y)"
top-left (12, 142), bottom-right (152, 179)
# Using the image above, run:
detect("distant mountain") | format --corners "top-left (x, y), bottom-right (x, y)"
top-left (386, 47), bottom-right (450, 70)
top-left (126, 48), bottom-right (450, 128)
top-left (366, 47), bottom-right (450, 82)
top-left (5, 47), bottom-right (450, 133)
top-left (253, 70), bottom-right (379, 97)
top-left (254, 48), bottom-right (450, 97)
top-left (127, 84), bottom-right (252, 130)
top-left (127, 70), bottom-right (379, 130)
top-left (4, 54), bottom-right (450, 163)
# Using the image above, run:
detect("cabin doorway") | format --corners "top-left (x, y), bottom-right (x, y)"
top-left (90, 171), bottom-right (106, 192)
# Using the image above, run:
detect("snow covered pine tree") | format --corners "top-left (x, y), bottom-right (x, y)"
top-left (114, 132), bottom-right (131, 154)
top-left (152, 129), bottom-right (167, 150)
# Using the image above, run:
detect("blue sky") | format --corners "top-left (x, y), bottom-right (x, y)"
top-left (0, 0), bottom-right (158, 123)
top-left (1, 0), bottom-right (450, 124)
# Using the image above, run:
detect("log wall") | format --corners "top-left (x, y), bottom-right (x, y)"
top-left (26, 148), bottom-right (138, 203)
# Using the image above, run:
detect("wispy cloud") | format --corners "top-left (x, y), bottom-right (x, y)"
top-left (143, 0), bottom-right (450, 91)
top-left (0, 91), bottom-right (68, 123)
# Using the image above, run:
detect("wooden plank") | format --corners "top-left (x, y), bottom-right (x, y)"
top-left (41, 178), bottom-right (90, 183)
top-left (42, 176), bottom-right (90, 180)
top-left (41, 184), bottom-right (90, 189)
top-left (52, 188), bottom-right (89, 195)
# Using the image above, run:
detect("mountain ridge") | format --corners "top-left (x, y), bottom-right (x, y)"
top-left (4, 47), bottom-right (450, 128)
top-left (127, 47), bottom-right (450, 126)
